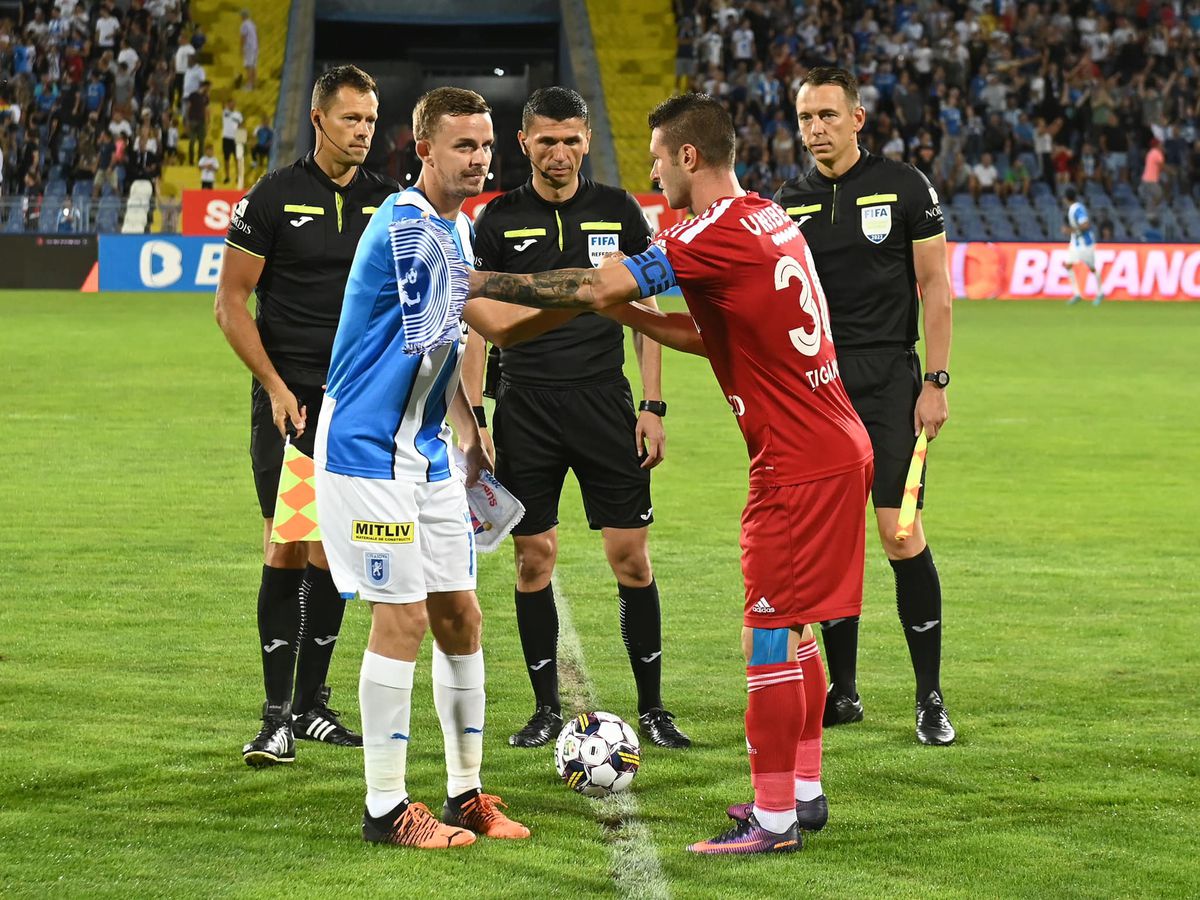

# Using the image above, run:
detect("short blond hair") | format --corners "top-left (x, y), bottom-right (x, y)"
top-left (413, 87), bottom-right (491, 141)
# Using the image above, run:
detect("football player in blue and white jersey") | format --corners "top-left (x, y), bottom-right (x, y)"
top-left (314, 87), bottom-right (576, 849)
top-left (1063, 186), bottom-right (1104, 306)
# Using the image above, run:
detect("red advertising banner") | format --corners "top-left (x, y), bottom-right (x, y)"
top-left (186, 188), bottom-right (689, 239)
top-left (462, 191), bottom-right (688, 233)
top-left (948, 242), bottom-right (1200, 302)
top-left (182, 189), bottom-right (246, 236)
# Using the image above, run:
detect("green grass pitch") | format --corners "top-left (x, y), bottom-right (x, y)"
top-left (1, 292), bottom-right (1197, 898)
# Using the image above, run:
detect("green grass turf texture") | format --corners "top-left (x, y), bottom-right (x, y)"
top-left (0, 292), bottom-right (1197, 898)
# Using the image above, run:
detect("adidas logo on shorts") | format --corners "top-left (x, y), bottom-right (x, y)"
top-left (751, 597), bottom-right (776, 614)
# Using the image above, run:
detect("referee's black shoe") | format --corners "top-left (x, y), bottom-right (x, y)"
top-left (293, 686), bottom-right (363, 747)
top-left (508, 706), bottom-right (563, 748)
top-left (639, 708), bottom-right (691, 749)
top-left (915, 691), bottom-right (957, 746)
top-left (243, 701), bottom-right (296, 767)
top-left (823, 686), bottom-right (865, 727)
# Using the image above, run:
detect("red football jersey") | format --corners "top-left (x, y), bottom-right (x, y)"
top-left (656, 194), bottom-right (872, 486)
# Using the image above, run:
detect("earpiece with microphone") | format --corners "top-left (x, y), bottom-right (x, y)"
top-left (316, 115), bottom-right (357, 159)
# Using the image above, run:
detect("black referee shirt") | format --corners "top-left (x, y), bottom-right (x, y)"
top-left (474, 176), bottom-right (653, 386)
top-left (225, 153), bottom-right (399, 384)
top-left (774, 148), bottom-right (944, 350)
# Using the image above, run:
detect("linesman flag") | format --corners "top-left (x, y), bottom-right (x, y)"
top-left (270, 438), bottom-right (322, 544)
top-left (895, 428), bottom-right (928, 543)
top-left (390, 216), bottom-right (470, 355)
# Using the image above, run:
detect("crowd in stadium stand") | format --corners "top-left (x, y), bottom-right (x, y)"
top-left (677, 0), bottom-right (1200, 242)
top-left (0, 0), bottom-right (200, 232)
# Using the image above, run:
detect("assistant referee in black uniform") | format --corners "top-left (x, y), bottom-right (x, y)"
top-left (215, 65), bottom-right (399, 767)
top-left (464, 87), bottom-right (689, 750)
top-left (775, 67), bottom-right (957, 746)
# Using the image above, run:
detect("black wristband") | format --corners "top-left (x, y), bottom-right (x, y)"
top-left (472, 405), bottom-right (488, 428)
top-left (639, 400), bottom-right (667, 417)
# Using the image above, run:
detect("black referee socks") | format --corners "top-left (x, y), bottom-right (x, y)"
top-left (293, 564), bottom-right (347, 715)
top-left (618, 580), bottom-right (664, 715)
top-left (514, 585), bottom-right (561, 713)
top-left (891, 546), bottom-right (944, 701)
top-left (820, 616), bottom-right (860, 699)
top-left (257, 565), bottom-right (303, 708)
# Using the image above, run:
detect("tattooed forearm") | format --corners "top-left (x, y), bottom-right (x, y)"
top-left (474, 269), bottom-right (598, 309)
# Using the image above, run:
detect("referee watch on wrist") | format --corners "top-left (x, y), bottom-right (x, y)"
top-left (924, 370), bottom-right (951, 389)
top-left (639, 400), bottom-right (667, 417)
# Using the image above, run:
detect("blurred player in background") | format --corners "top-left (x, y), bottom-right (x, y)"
top-left (215, 65), bottom-right (399, 767)
top-left (1063, 186), bottom-right (1104, 306)
top-left (468, 93), bottom-right (873, 857)
top-left (316, 86), bottom-right (575, 849)
top-left (776, 67), bottom-right (957, 746)
top-left (466, 86), bottom-right (689, 751)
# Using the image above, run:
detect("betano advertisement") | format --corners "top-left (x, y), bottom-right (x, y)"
top-left (949, 242), bottom-right (1200, 302)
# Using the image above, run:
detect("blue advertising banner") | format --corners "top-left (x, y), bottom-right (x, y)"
top-left (98, 235), bottom-right (226, 292)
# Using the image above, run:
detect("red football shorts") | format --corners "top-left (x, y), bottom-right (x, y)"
top-left (741, 462), bottom-right (873, 628)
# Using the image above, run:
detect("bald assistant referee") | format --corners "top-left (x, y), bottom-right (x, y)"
top-left (775, 67), bottom-right (957, 746)
top-left (215, 65), bottom-right (399, 767)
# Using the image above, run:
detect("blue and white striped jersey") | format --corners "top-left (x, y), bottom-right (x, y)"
top-left (322, 187), bottom-right (474, 482)
top-left (1068, 201), bottom-right (1095, 248)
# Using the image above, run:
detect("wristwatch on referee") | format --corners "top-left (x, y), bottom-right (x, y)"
top-left (639, 400), bottom-right (667, 417)
top-left (924, 370), bottom-right (951, 389)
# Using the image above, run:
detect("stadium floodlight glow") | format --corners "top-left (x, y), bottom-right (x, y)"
top-left (494, 68), bottom-right (505, 76)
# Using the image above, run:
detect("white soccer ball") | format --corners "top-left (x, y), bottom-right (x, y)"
top-left (554, 711), bottom-right (641, 798)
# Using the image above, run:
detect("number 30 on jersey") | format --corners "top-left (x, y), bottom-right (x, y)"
top-left (775, 250), bottom-right (832, 357)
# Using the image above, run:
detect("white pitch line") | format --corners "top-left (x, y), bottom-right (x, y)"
top-left (553, 578), bottom-right (671, 900)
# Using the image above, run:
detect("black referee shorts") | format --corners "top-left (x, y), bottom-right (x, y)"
top-left (249, 380), bottom-right (325, 519)
top-left (839, 347), bottom-right (925, 510)
top-left (492, 377), bottom-right (653, 536)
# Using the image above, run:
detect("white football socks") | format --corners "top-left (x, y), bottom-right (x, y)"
top-left (795, 778), bottom-right (824, 801)
top-left (432, 644), bottom-right (485, 798)
top-left (360, 650), bottom-right (415, 818)
top-left (753, 805), bottom-right (799, 833)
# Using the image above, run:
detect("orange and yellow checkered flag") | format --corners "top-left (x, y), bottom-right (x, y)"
top-left (270, 439), bottom-right (322, 544)
top-left (895, 428), bottom-right (927, 542)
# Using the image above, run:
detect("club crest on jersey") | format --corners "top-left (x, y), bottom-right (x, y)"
top-left (588, 233), bottom-right (620, 267)
top-left (861, 205), bottom-right (892, 244)
top-left (364, 551), bottom-right (392, 588)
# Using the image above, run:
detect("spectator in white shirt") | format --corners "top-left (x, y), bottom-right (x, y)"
top-left (221, 98), bottom-right (244, 183)
top-left (94, 4), bottom-right (120, 51)
top-left (198, 143), bottom-right (218, 189)
top-left (182, 59), bottom-right (205, 104)
top-left (970, 152), bottom-right (1000, 200)
top-left (173, 40), bottom-right (195, 109)
top-left (731, 18), bottom-right (755, 62)
top-left (240, 11), bottom-right (258, 91)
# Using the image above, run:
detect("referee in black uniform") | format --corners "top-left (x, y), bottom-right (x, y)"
top-left (775, 67), bottom-right (957, 746)
top-left (464, 87), bottom-right (689, 749)
top-left (215, 65), bottom-right (399, 766)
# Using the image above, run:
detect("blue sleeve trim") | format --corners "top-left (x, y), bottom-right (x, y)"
top-left (621, 244), bottom-right (676, 298)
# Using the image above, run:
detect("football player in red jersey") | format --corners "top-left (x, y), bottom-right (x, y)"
top-left (469, 93), bottom-right (874, 856)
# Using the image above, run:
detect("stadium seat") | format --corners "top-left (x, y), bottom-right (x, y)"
top-left (1172, 194), bottom-right (1197, 214)
top-left (122, 180), bottom-right (154, 234)
top-left (1007, 193), bottom-right (1029, 207)
top-left (1030, 181), bottom-right (1053, 200)
top-left (95, 196), bottom-right (121, 233)
top-left (3, 202), bottom-right (26, 232)
top-left (951, 193), bottom-right (975, 209)
top-left (989, 215), bottom-right (1017, 240)
top-left (979, 193), bottom-right (1002, 209)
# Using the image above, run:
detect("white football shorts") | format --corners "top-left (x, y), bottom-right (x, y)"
top-left (315, 470), bottom-right (477, 604)
top-left (1066, 244), bottom-right (1096, 268)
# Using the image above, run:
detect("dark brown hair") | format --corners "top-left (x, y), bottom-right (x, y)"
top-left (311, 64), bottom-right (377, 111)
top-left (796, 66), bottom-right (861, 111)
top-left (647, 93), bottom-right (735, 168)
